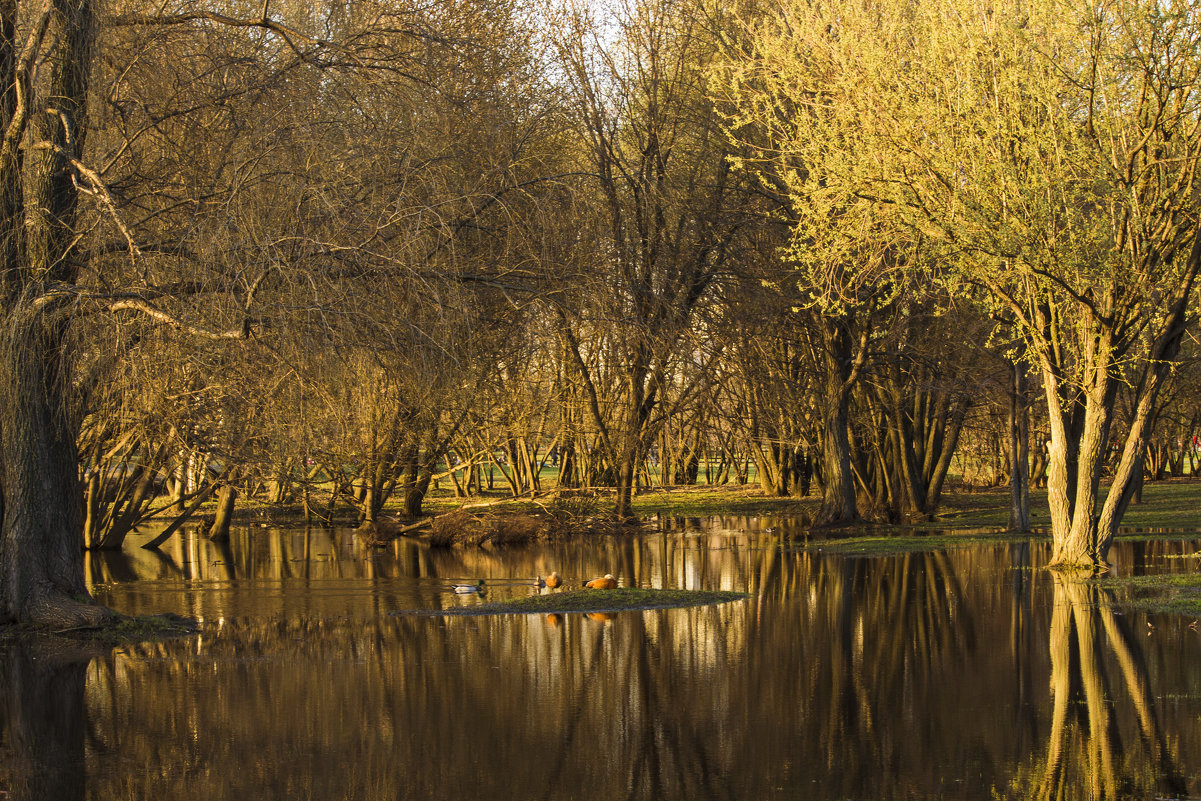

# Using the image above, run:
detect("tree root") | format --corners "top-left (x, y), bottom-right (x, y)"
top-left (24, 594), bottom-right (118, 630)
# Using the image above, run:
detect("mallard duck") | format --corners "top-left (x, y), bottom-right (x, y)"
top-left (545, 572), bottom-right (562, 589)
top-left (584, 574), bottom-right (617, 590)
top-left (452, 580), bottom-right (485, 594)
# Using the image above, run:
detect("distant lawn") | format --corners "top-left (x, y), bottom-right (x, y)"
top-left (417, 477), bottom-right (1201, 534)
top-left (937, 478), bottom-right (1201, 534)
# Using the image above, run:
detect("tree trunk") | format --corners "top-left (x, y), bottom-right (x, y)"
top-left (818, 387), bottom-right (858, 525)
top-left (403, 470), bottom-right (431, 517)
top-left (614, 455), bottom-right (637, 520)
top-left (1008, 363), bottom-right (1031, 532)
top-left (816, 320), bottom-right (860, 526)
top-left (0, 307), bottom-right (110, 626)
top-left (207, 484), bottom-right (238, 542)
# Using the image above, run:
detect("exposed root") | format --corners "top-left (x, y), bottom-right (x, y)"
top-left (25, 593), bottom-right (117, 630)
top-left (355, 516), bottom-right (431, 547)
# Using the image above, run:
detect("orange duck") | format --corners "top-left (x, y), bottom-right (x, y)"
top-left (584, 574), bottom-right (617, 589)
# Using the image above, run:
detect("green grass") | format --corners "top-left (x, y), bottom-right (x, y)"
top-left (935, 479), bottom-right (1201, 532)
top-left (0, 612), bottom-right (199, 648)
top-left (790, 529), bottom-right (1027, 555)
top-left (1094, 571), bottom-right (1201, 616)
top-left (393, 587), bottom-right (750, 616)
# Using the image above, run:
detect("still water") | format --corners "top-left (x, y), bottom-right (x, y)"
top-left (5, 518), bottom-right (1201, 800)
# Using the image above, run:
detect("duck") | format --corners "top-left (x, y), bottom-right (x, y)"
top-left (545, 572), bottom-right (562, 589)
top-left (534, 576), bottom-right (546, 588)
top-left (452, 580), bottom-right (486, 594)
top-left (584, 574), bottom-right (617, 590)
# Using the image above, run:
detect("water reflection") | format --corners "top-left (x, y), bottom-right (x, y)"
top-left (0, 643), bottom-right (95, 801)
top-left (1008, 576), bottom-right (1188, 800)
top-left (1, 523), bottom-right (1198, 799)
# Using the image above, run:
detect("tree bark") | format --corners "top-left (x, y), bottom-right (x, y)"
top-left (0, 304), bottom-right (110, 626)
top-left (815, 318), bottom-right (860, 525)
top-left (207, 484), bottom-right (238, 541)
top-left (1008, 362), bottom-right (1031, 532)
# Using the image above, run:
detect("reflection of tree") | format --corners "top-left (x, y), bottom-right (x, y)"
top-left (69, 528), bottom-right (1201, 800)
top-left (1012, 576), bottom-right (1185, 801)
top-left (770, 550), bottom-right (976, 797)
top-left (0, 643), bottom-right (99, 801)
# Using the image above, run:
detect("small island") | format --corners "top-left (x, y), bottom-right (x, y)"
top-left (394, 588), bottom-right (751, 617)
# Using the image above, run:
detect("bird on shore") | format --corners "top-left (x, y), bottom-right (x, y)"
top-left (535, 572), bottom-right (564, 589)
top-left (452, 580), bottom-right (485, 594)
top-left (584, 574), bottom-right (617, 590)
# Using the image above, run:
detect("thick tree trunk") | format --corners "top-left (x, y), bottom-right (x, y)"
top-left (816, 321), bottom-right (860, 526)
top-left (614, 455), bottom-right (637, 520)
top-left (817, 387), bottom-right (858, 525)
top-left (0, 0), bottom-right (109, 625)
top-left (403, 471), bottom-right (431, 517)
top-left (0, 307), bottom-right (111, 626)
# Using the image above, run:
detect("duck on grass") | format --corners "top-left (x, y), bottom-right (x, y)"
top-left (393, 587), bottom-right (750, 617)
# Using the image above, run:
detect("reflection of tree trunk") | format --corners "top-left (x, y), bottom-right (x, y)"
top-left (1, 646), bottom-right (95, 801)
top-left (1036, 576), bottom-right (1186, 800)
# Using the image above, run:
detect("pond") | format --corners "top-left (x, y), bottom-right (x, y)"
top-left (4, 517), bottom-right (1201, 800)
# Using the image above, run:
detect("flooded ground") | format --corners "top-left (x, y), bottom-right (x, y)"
top-left (3, 517), bottom-right (1200, 800)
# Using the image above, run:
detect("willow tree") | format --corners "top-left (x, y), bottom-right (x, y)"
top-left (899, 0), bottom-right (1201, 569)
top-left (719, 0), bottom-right (1201, 568)
top-left (712, 1), bottom-right (926, 525)
top-left (0, 0), bottom-right (113, 626)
